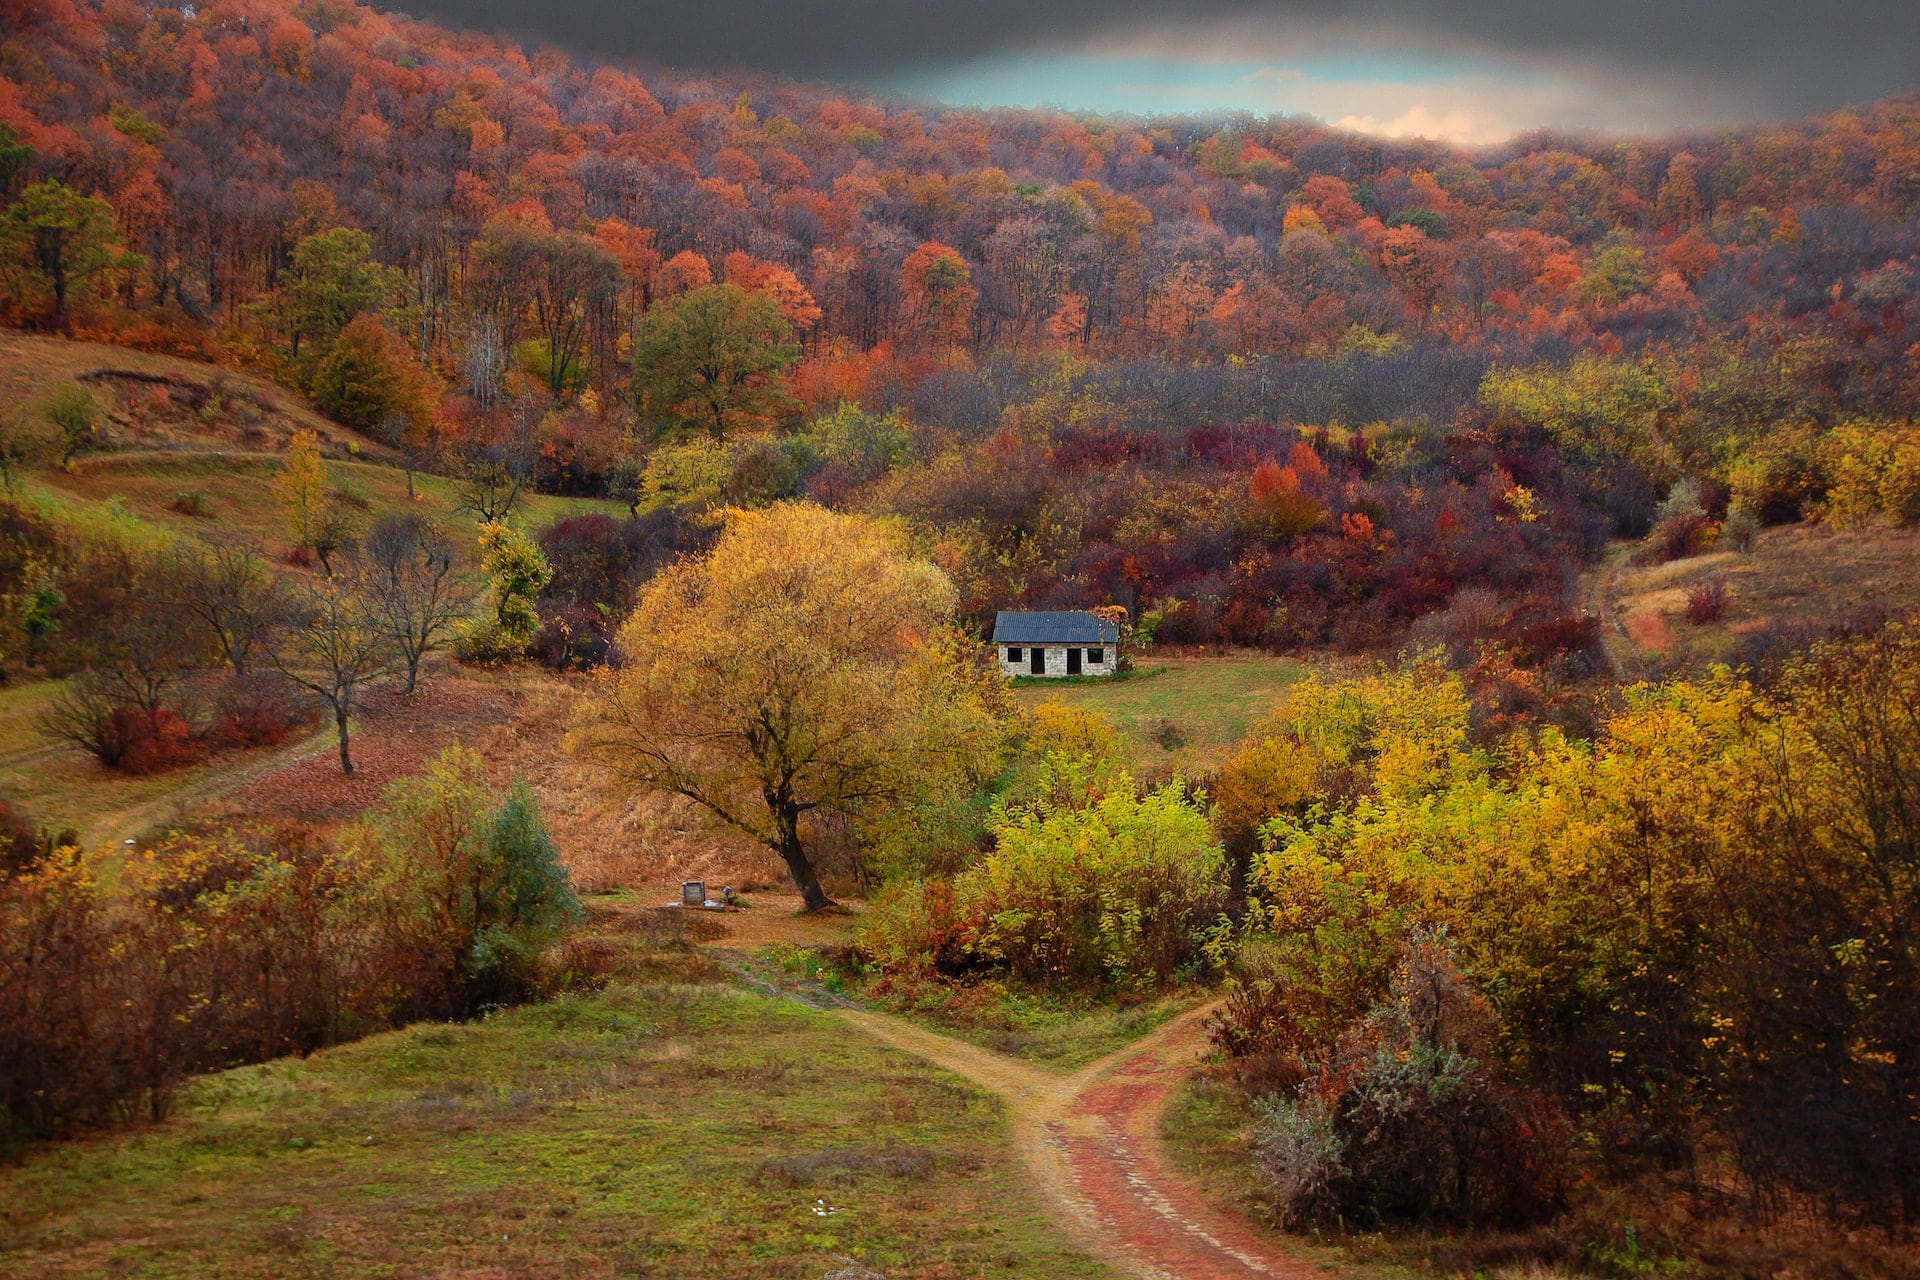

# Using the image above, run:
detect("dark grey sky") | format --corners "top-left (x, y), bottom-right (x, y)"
top-left (399, 0), bottom-right (1920, 135)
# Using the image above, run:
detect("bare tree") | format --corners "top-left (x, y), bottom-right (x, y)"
top-left (450, 447), bottom-right (526, 524)
top-left (38, 672), bottom-right (136, 764)
top-left (449, 394), bottom-right (540, 524)
top-left (362, 513), bottom-right (472, 693)
top-left (376, 412), bottom-right (425, 500)
top-left (310, 501), bottom-right (360, 577)
top-left (170, 543), bottom-right (286, 676)
top-left (269, 569), bottom-right (391, 775)
top-left (37, 554), bottom-right (215, 763)
top-left (462, 314), bottom-right (508, 413)
top-left (71, 555), bottom-right (213, 714)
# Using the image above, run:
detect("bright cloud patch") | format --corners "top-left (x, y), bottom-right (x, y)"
top-left (885, 19), bottom-right (1755, 146)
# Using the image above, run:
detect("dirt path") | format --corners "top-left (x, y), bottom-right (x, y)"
top-left (706, 900), bottom-right (1333, 1280)
top-left (846, 1003), bottom-right (1327, 1279)
top-left (1581, 543), bottom-right (1642, 683)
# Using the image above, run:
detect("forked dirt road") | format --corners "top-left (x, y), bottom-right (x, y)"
top-left (702, 894), bottom-right (1332, 1280)
top-left (844, 1005), bottom-right (1328, 1280)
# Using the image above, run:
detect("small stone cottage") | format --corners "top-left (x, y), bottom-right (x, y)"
top-left (992, 610), bottom-right (1120, 678)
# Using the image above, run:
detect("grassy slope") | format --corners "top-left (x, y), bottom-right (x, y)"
top-left (1601, 520), bottom-right (1920, 672)
top-left (1160, 1079), bottom-right (1269, 1224)
top-left (28, 450), bottom-right (622, 566)
top-left (0, 676), bottom-right (236, 845)
top-left (0, 331), bottom-right (380, 459)
top-left (1009, 654), bottom-right (1304, 778)
top-left (0, 950), bottom-right (1111, 1278)
top-left (0, 335), bottom-right (624, 842)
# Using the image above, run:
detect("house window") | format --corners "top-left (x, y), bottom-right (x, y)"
top-left (1006, 646), bottom-right (1022, 663)
top-left (1088, 648), bottom-right (1104, 664)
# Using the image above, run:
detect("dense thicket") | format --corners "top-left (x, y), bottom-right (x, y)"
top-left (0, 748), bottom-right (580, 1138)
top-left (1206, 633), bottom-right (1920, 1231)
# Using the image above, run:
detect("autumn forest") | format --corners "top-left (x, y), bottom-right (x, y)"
top-left (1, 0), bottom-right (1918, 1275)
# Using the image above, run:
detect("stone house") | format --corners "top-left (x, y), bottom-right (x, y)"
top-left (992, 610), bottom-right (1120, 678)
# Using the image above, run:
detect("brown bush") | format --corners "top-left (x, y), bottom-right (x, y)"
top-left (1248, 931), bottom-right (1571, 1230)
top-left (0, 798), bottom-right (67, 877)
top-left (0, 830), bottom-right (343, 1133)
top-left (1636, 513), bottom-right (1716, 565)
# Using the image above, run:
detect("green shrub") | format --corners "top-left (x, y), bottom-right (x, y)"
top-left (460, 520), bottom-right (551, 662)
top-left (41, 385), bottom-right (100, 469)
top-left (468, 778), bottom-right (583, 1003)
top-left (953, 754), bottom-right (1226, 989)
top-left (347, 747), bottom-right (582, 1018)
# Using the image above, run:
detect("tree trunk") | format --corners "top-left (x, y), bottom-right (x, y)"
top-left (772, 808), bottom-right (833, 911)
top-left (335, 703), bottom-right (353, 776)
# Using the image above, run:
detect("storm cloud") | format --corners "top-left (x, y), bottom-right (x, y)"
top-left (396, 0), bottom-right (1920, 136)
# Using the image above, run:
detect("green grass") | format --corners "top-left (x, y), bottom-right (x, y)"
top-left (29, 451), bottom-right (624, 561)
top-left (1010, 654), bottom-right (1305, 777)
top-left (1160, 1075), bottom-right (1268, 1214)
top-left (862, 977), bottom-right (1202, 1070)
top-left (0, 976), bottom-right (1113, 1279)
top-left (1159, 1080), bottom-right (1384, 1277)
top-left (0, 677), bottom-right (230, 844)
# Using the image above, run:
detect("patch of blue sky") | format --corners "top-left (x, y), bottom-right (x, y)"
top-left (883, 49), bottom-right (1553, 118)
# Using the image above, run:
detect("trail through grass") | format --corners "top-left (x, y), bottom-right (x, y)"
top-left (0, 964), bottom-right (1112, 1278)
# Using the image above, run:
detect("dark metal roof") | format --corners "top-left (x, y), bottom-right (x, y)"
top-left (992, 610), bottom-right (1119, 645)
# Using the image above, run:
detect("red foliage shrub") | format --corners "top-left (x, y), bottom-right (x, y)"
top-left (1285, 440), bottom-right (1328, 481)
top-left (1639, 513), bottom-right (1716, 565)
top-left (1249, 461), bottom-right (1326, 536)
top-left (1513, 613), bottom-right (1603, 666)
top-left (1684, 578), bottom-right (1729, 625)
top-left (104, 707), bottom-right (201, 775)
top-left (73, 308), bottom-right (220, 361)
top-left (208, 679), bottom-right (310, 749)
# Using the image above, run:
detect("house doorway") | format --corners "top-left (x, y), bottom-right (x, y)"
top-left (1030, 648), bottom-right (1046, 675)
top-left (1066, 647), bottom-right (1082, 675)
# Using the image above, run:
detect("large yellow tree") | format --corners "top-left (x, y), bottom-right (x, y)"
top-left (571, 502), bottom-right (1004, 909)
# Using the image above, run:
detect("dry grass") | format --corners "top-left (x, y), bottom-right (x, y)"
top-left (1605, 520), bottom-right (1920, 670)
top-left (1, 659), bottom-right (788, 892)
top-left (0, 330), bottom-right (382, 459)
top-left (461, 673), bottom-right (787, 895)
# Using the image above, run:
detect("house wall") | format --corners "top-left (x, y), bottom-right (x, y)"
top-left (997, 643), bottom-right (1116, 678)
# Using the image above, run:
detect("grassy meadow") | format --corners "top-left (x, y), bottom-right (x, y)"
top-left (1008, 654), bottom-right (1305, 778)
top-left (0, 910), bottom-right (1112, 1280)
top-left (27, 451), bottom-right (624, 567)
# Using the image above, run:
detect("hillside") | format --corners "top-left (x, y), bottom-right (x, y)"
top-left (0, 331), bottom-right (387, 459)
top-left (0, 0), bottom-right (1916, 657)
top-left (0, 906), bottom-right (1116, 1280)
top-left (1597, 521), bottom-right (1920, 674)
